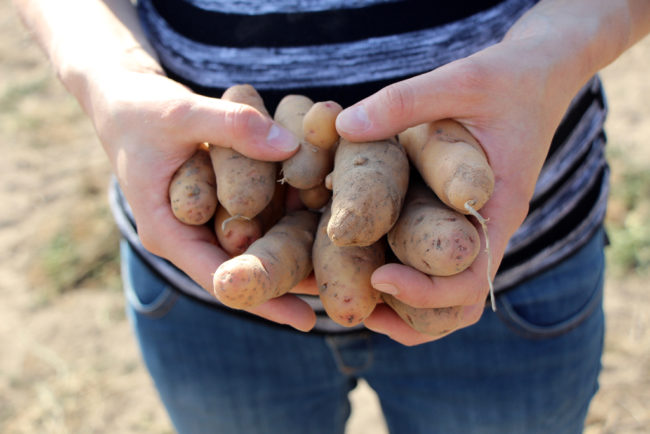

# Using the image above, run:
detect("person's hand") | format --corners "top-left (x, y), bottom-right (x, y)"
top-left (335, 31), bottom-right (584, 345)
top-left (86, 67), bottom-right (318, 331)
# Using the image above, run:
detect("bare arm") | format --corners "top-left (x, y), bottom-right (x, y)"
top-left (13, 0), bottom-right (161, 108)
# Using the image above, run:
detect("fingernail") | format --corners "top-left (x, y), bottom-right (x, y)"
top-left (373, 282), bottom-right (399, 295)
top-left (336, 105), bottom-right (371, 134)
top-left (266, 124), bottom-right (299, 152)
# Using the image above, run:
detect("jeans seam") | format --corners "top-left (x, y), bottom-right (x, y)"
top-left (324, 334), bottom-right (374, 376)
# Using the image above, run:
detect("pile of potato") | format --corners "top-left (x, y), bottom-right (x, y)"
top-left (168, 85), bottom-right (494, 335)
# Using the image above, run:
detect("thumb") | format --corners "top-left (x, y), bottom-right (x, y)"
top-left (181, 94), bottom-right (300, 161)
top-left (336, 60), bottom-right (480, 141)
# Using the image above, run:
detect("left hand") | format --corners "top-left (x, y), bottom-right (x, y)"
top-left (335, 32), bottom-right (582, 346)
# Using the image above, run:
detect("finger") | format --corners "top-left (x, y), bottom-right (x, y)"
top-left (371, 191), bottom-right (522, 308)
top-left (371, 262), bottom-right (489, 309)
top-left (136, 203), bottom-right (317, 331)
top-left (135, 202), bottom-right (227, 291)
top-left (289, 272), bottom-right (319, 296)
top-left (364, 304), bottom-right (449, 346)
top-left (336, 58), bottom-right (486, 142)
top-left (248, 294), bottom-right (317, 332)
top-left (365, 303), bottom-right (483, 346)
top-left (371, 241), bottom-right (494, 309)
top-left (181, 95), bottom-right (299, 161)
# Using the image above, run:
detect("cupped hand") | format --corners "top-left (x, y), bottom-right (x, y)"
top-left (86, 68), bottom-right (318, 331)
top-left (336, 36), bottom-right (581, 345)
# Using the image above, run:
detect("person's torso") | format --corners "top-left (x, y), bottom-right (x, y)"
top-left (112, 0), bottom-right (609, 333)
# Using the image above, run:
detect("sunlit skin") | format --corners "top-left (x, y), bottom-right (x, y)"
top-left (12, 0), bottom-right (650, 342)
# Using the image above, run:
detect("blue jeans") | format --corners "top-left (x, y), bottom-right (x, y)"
top-left (121, 228), bottom-right (606, 434)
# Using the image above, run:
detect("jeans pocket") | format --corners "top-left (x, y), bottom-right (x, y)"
top-left (495, 229), bottom-right (606, 340)
top-left (121, 240), bottom-right (179, 318)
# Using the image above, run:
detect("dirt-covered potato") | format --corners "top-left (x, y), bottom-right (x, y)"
top-left (313, 205), bottom-right (383, 327)
top-left (388, 183), bottom-right (480, 276)
top-left (168, 145), bottom-right (217, 225)
top-left (327, 137), bottom-right (409, 247)
top-left (212, 210), bottom-right (318, 309)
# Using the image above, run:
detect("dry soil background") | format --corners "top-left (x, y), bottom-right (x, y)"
top-left (1, 2), bottom-right (648, 433)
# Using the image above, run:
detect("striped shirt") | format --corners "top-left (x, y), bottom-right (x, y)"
top-left (111, 0), bottom-right (609, 333)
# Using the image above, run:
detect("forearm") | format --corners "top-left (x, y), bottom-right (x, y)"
top-left (505, 0), bottom-right (650, 97)
top-left (12, 0), bottom-right (161, 113)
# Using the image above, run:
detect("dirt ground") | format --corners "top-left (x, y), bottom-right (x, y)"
top-left (1, 2), bottom-right (648, 433)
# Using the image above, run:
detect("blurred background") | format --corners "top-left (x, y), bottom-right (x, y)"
top-left (1, 1), bottom-right (648, 433)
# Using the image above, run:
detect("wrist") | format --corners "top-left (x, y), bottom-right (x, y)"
top-left (503, 0), bottom-right (631, 98)
top-left (58, 44), bottom-right (163, 116)
top-left (14, 0), bottom-right (163, 117)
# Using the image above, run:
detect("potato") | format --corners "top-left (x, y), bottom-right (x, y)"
top-left (313, 205), bottom-right (383, 327)
top-left (168, 145), bottom-right (217, 225)
top-left (214, 205), bottom-right (262, 257)
top-left (327, 137), bottom-right (409, 247)
top-left (212, 210), bottom-right (318, 309)
top-left (209, 84), bottom-right (277, 219)
top-left (302, 100), bottom-right (343, 150)
top-left (254, 181), bottom-right (287, 233)
top-left (298, 182), bottom-right (331, 210)
top-left (275, 95), bottom-right (334, 190)
top-left (398, 119), bottom-right (494, 214)
top-left (388, 183), bottom-right (480, 276)
top-left (215, 181), bottom-right (286, 257)
top-left (382, 294), bottom-right (463, 337)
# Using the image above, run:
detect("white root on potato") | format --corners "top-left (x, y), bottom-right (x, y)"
top-left (398, 119), bottom-right (494, 214)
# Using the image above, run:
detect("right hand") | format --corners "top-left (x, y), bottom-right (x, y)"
top-left (335, 34), bottom-right (579, 345)
top-left (86, 67), bottom-right (317, 331)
